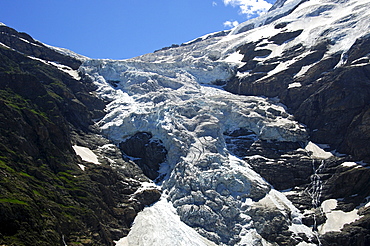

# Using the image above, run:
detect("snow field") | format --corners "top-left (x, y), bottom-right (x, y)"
top-left (115, 197), bottom-right (217, 246)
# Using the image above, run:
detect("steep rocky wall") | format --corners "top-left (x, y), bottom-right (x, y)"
top-left (0, 40), bottom-right (160, 245)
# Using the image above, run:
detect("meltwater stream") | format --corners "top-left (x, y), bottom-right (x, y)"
top-left (305, 160), bottom-right (327, 246)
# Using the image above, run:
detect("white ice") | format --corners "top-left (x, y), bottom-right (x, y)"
top-left (0, 42), bottom-right (12, 50)
top-left (80, 47), bottom-right (308, 244)
top-left (341, 162), bottom-right (360, 168)
top-left (77, 164), bottom-right (86, 171)
top-left (26, 56), bottom-right (81, 80)
top-left (288, 82), bottom-right (302, 89)
top-left (49, 61), bottom-right (81, 80)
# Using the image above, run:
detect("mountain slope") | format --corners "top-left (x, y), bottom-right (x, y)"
top-left (224, 0), bottom-right (370, 162)
top-left (0, 25), bottom-right (160, 245)
top-left (1, 0), bottom-right (370, 245)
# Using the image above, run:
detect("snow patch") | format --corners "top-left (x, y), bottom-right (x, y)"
top-left (318, 199), bottom-right (362, 234)
top-left (223, 51), bottom-right (244, 64)
top-left (72, 145), bottom-right (100, 165)
top-left (288, 82), bottom-right (302, 89)
top-left (305, 141), bottom-right (333, 159)
top-left (321, 199), bottom-right (337, 213)
top-left (341, 162), bottom-right (360, 168)
top-left (134, 182), bottom-right (158, 195)
top-left (0, 42), bottom-right (12, 50)
top-left (364, 196), bottom-right (370, 208)
top-left (27, 56), bottom-right (81, 80)
top-left (297, 242), bottom-right (317, 246)
top-left (78, 164), bottom-right (86, 171)
top-left (49, 61), bottom-right (81, 80)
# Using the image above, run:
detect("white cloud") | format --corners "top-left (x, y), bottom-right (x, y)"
top-left (212, 1), bottom-right (218, 6)
top-left (223, 20), bottom-right (240, 28)
top-left (223, 0), bottom-right (272, 18)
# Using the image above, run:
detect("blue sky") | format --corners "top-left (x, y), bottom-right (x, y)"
top-left (1, 0), bottom-right (275, 59)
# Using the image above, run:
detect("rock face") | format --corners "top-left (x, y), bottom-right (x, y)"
top-left (222, 0), bottom-right (370, 244)
top-left (119, 132), bottom-right (167, 180)
top-left (0, 27), bottom-right (160, 245)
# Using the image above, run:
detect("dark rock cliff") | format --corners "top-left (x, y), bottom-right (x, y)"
top-left (0, 25), bottom-right (82, 69)
top-left (0, 26), bottom-right (160, 246)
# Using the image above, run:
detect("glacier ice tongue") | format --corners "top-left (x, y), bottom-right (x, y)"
top-left (79, 16), bottom-right (310, 245)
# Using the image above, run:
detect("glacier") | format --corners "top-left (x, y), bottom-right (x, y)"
top-left (80, 48), bottom-right (310, 245)
top-left (75, 0), bottom-right (370, 245)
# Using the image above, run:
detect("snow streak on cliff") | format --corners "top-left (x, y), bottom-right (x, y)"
top-left (78, 0), bottom-right (370, 245)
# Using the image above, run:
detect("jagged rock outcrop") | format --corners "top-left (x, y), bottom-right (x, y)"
top-left (225, 126), bottom-right (370, 245)
top-left (220, 0), bottom-right (370, 244)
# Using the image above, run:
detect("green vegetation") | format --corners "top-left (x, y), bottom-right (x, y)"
top-left (0, 159), bottom-right (15, 173)
top-left (0, 88), bottom-right (50, 121)
top-left (19, 172), bottom-right (33, 178)
top-left (0, 198), bottom-right (29, 205)
top-left (32, 190), bottom-right (41, 196)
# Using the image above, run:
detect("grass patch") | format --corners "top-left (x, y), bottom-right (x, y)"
top-left (19, 172), bottom-right (32, 178)
top-left (32, 190), bottom-right (41, 196)
top-left (0, 88), bottom-right (50, 121)
top-left (0, 198), bottom-right (29, 205)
